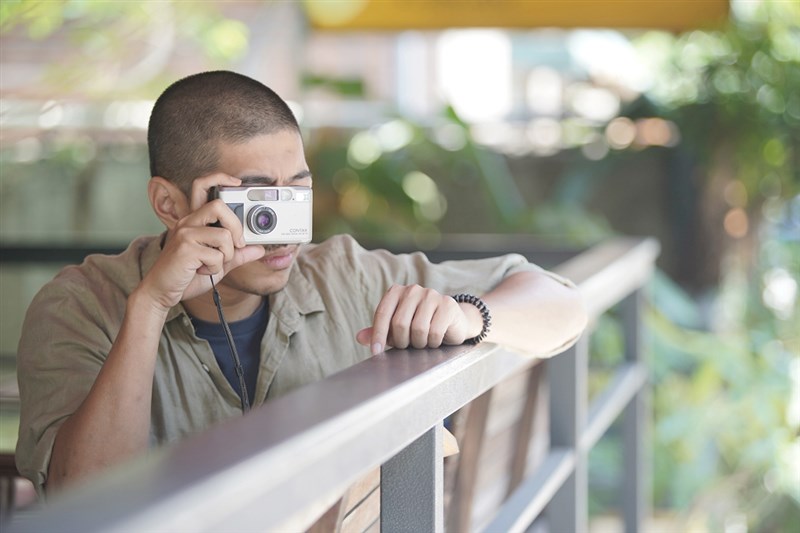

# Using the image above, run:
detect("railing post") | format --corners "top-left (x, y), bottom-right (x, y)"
top-left (621, 289), bottom-right (650, 533)
top-left (546, 337), bottom-right (589, 533)
top-left (381, 422), bottom-right (444, 533)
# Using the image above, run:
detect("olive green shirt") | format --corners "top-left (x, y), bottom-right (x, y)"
top-left (16, 233), bottom-right (571, 494)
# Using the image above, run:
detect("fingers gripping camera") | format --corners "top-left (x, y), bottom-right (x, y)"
top-left (210, 186), bottom-right (313, 245)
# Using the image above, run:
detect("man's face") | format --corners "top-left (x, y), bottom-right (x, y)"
top-left (213, 129), bottom-right (312, 296)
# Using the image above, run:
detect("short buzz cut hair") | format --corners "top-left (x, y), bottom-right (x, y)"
top-left (147, 70), bottom-right (300, 195)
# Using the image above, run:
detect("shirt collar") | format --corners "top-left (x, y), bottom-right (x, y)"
top-left (270, 261), bottom-right (325, 328)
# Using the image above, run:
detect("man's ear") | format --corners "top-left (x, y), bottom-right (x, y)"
top-left (148, 177), bottom-right (190, 229)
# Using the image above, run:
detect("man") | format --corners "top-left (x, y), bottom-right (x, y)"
top-left (15, 71), bottom-right (586, 496)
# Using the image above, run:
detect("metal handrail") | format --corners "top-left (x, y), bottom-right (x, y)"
top-left (10, 236), bottom-right (659, 532)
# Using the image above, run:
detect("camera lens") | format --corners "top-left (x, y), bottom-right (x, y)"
top-left (247, 206), bottom-right (277, 234)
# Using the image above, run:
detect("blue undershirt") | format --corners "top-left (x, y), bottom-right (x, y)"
top-left (189, 299), bottom-right (268, 404)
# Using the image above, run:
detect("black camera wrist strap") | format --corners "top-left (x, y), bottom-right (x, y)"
top-left (210, 275), bottom-right (251, 413)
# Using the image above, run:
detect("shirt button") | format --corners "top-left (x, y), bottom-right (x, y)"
top-left (201, 364), bottom-right (210, 373)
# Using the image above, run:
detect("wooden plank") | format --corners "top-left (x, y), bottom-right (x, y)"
top-left (306, 496), bottom-right (346, 533)
top-left (470, 424), bottom-right (517, 529)
top-left (455, 364), bottom-right (549, 530)
top-left (342, 468), bottom-right (380, 516)
top-left (475, 425), bottom-right (516, 491)
top-left (443, 408), bottom-right (468, 513)
top-left (472, 474), bottom-right (512, 532)
top-left (341, 487), bottom-right (379, 533)
top-left (483, 371), bottom-right (528, 438)
top-left (445, 389), bottom-right (492, 533)
top-left (507, 363), bottom-right (545, 496)
top-left (363, 517), bottom-right (379, 533)
top-left (524, 381), bottom-right (550, 479)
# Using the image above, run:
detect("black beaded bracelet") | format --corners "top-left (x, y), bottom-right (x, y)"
top-left (452, 293), bottom-right (492, 345)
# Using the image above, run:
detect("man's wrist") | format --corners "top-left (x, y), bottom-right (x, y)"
top-left (129, 286), bottom-right (172, 321)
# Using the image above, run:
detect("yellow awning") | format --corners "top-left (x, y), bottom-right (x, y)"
top-left (304, 0), bottom-right (729, 32)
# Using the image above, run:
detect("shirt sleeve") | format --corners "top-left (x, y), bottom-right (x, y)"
top-left (15, 269), bottom-right (119, 497)
top-left (321, 235), bottom-right (580, 358)
top-left (334, 234), bottom-right (576, 312)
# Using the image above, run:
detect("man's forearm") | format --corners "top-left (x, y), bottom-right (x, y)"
top-left (47, 289), bottom-right (167, 493)
top-left (481, 271), bottom-right (587, 355)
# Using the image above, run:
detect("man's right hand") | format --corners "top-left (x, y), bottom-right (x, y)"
top-left (137, 174), bottom-right (265, 313)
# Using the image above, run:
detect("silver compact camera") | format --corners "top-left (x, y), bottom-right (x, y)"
top-left (210, 186), bottom-right (313, 245)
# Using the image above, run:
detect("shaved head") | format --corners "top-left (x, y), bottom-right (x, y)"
top-left (148, 71), bottom-right (300, 195)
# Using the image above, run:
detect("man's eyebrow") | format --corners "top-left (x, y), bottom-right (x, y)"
top-left (240, 170), bottom-right (312, 186)
top-left (240, 176), bottom-right (277, 186)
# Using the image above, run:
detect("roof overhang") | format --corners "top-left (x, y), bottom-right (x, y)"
top-left (303, 0), bottom-right (729, 32)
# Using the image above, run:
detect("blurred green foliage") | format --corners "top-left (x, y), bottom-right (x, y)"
top-left (634, 0), bottom-right (799, 213)
top-left (0, 0), bottom-right (249, 96)
top-left (641, 3), bottom-right (800, 528)
top-left (307, 108), bottom-right (615, 247)
top-left (305, 2), bottom-right (800, 529)
top-left (648, 221), bottom-right (799, 529)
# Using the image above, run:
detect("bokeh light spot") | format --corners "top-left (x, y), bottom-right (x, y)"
top-left (402, 171), bottom-right (438, 204)
top-left (723, 207), bottom-right (749, 238)
top-left (605, 117), bottom-right (636, 149)
top-left (347, 131), bottom-right (382, 168)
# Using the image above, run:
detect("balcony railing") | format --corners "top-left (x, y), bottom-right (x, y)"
top-left (9, 236), bottom-right (659, 533)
